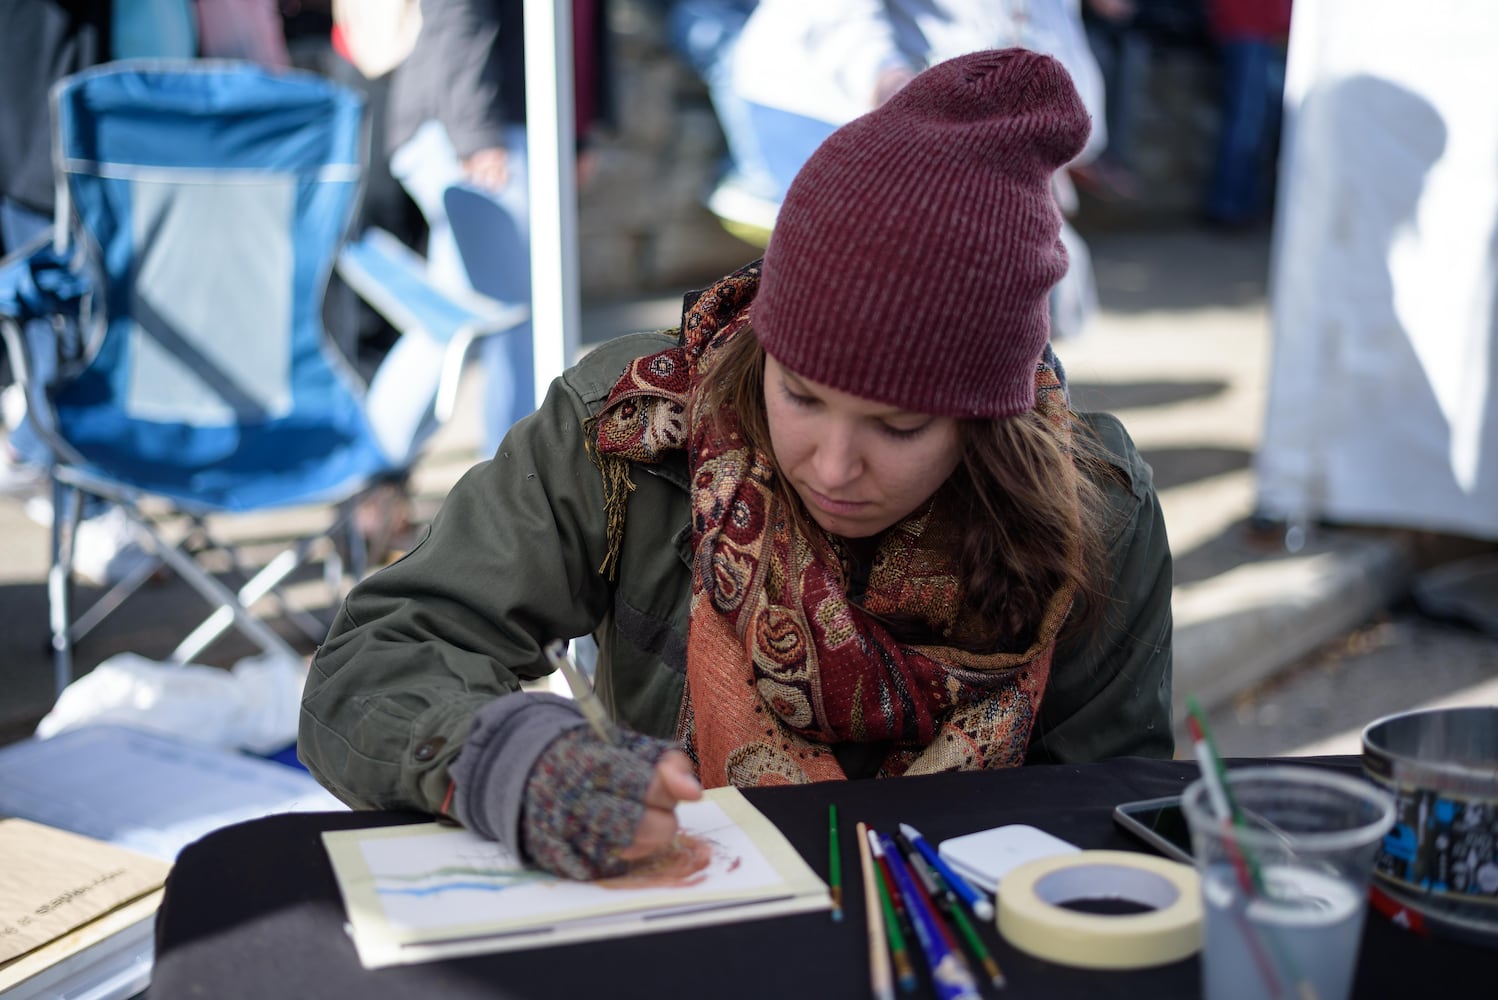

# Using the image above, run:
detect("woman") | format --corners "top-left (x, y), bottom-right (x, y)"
top-left (300, 48), bottom-right (1173, 881)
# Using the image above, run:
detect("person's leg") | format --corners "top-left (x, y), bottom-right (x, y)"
top-left (378, 121), bottom-right (487, 460)
top-left (390, 120), bottom-right (472, 296)
top-left (469, 125), bottom-right (533, 458)
top-left (1205, 38), bottom-right (1273, 226)
top-left (666, 1), bottom-right (775, 198)
top-left (1107, 26), bottom-right (1150, 172)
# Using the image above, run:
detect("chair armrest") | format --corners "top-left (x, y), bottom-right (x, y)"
top-left (335, 227), bottom-right (529, 346)
top-left (0, 236), bottom-right (93, 458)
top-left (336, 228), bottom-right (530, 429)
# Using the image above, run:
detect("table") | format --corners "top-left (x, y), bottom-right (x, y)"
top-left (150, 756), bottom-right (1486, 999)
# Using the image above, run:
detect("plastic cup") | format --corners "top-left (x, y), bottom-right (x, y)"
top-left (1181, 766), bottom-right (1395, 1000)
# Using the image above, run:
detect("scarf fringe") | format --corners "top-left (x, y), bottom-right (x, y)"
top-left (584, 417), bottom-right (636, 581)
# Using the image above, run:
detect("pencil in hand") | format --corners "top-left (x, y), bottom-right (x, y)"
top-left (543, 639), bottom-right (616, 745)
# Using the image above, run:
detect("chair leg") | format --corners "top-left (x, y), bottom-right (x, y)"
top-left (169, 543), bottom-right (306, 664)
top-left (217, 536), bottom-right (331, 646)
top-left (68, 552), bottom-right (162, 646)
top-left (111, 516), bottom-right (300, 665)
top-left (47, 480), bottom-right (83, 699)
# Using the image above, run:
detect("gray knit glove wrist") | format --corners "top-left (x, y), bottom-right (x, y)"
top-left (520, 726), bottom-right (675, 880)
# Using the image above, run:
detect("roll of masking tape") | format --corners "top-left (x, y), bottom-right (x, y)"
top-left (996, 850), bottom-right (1202, 970)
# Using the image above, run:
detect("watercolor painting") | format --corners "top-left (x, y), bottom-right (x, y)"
top-left (322, 787), bottom-right (830, 967)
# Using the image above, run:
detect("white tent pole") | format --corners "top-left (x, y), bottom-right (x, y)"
top-left (523, 0), bottom-right (580, 405)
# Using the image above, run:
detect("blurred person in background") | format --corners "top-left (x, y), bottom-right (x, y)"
top-left (1203, 0), bottom-right (1292, 228)
top-left (676, 0), bottom-right (1107, 340)
top-left (385, 0), bottom-right (612, 462)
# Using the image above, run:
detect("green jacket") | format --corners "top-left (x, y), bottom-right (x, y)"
top-left (300, 332), bottom-right (1174, 815)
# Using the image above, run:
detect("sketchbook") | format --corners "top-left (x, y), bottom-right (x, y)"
top-left (322, 787), bottom-right (830, 968)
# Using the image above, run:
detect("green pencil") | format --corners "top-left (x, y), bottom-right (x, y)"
top-left (829, 804), bottom-right (843, 922)
top-left (924, 855), bottom-right (1007, 988)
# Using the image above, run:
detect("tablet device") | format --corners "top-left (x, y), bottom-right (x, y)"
top-left (1111, 794), bottom-right (1193, 864)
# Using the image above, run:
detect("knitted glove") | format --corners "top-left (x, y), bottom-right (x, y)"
top-left (520, 725), bottom-right (675, 880)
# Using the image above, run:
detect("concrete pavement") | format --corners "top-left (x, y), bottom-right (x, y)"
top-left (0, 225), bottom-right (1482, 753)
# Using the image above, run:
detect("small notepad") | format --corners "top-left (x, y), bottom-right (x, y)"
top-left (937, 824), bottom-right (1080, 894)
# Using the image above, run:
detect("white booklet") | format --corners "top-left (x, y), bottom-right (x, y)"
top-left (322, 787), bottom-right (831, 968)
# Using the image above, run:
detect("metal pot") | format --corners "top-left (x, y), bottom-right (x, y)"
top-left (1362, 706), bottom-right (1498, 946)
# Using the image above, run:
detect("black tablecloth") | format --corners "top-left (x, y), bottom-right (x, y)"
top-left (149, 756), bottom-right (1486, 999)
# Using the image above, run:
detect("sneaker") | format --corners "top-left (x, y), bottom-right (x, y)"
top-left (706, 177), bottom-right (779, 246)
top-left (72, 506), bottom-right (157, 588)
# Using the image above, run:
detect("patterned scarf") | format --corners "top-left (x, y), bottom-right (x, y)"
top-left (591, 262), bottom-right (1075, 786)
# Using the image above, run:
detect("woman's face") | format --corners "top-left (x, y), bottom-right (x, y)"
top-left (763, 353), bottom-right (963, 539)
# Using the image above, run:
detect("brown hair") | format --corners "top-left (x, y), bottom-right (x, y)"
top-left (701, 327), bottom-right (1114, 653)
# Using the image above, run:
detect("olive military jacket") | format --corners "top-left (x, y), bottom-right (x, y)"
top-left (300, 332), bottom-right (1175, 815)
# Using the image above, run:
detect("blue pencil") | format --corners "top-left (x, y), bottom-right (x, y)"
top-left (900, 823), bottom-right (995, 921)
top-left (877, 831), bottom-right (982, 1000)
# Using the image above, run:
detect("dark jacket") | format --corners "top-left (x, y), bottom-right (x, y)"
top-left (0, 0), bottom-right (110, 218)
top-left (300, 329), bottom-right (1175, 815)
top-left (386, 0), bottom-right (612, 159)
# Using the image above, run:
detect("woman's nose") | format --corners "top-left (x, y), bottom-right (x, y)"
top-left (811, 426), bottom-right (862, 489)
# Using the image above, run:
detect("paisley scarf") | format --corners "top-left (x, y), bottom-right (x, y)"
top-left (591, 262), bottom-right (1075, 786)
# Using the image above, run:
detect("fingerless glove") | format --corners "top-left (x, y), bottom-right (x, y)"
top-left (520, 726), bottom-right (674, 879)
top-left (449, 692), bottom-right (675, 880)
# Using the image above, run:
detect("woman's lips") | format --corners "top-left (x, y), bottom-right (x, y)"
top-left (804, 486), bottom-right (868, 516)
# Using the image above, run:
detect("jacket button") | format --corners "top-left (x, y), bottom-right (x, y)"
top-left (413, 737), bottom-right (447, 762)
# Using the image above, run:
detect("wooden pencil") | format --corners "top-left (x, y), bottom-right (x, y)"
top-left (856, 822), bottom-right (895, 1000)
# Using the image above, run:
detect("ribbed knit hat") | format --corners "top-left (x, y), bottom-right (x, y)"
top-left (753, 48), bottom-right (1091, 418)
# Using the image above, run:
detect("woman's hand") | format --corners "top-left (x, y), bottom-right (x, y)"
top-left (520, 729), bottom-right (701, 880)
top-left (616, 751), bottom-right (703, 862)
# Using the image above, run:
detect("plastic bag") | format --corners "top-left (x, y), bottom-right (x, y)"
top-left (35, 652), bottom-right (307, 755)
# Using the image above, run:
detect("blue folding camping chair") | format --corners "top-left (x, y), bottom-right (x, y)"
top-left (0, 61), bottom-right (528, 695)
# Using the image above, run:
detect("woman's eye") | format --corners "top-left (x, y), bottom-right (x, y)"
top-left (880, 422), bottom-right (928, 440)
top-left (781, 384), bottom-right (818, 408)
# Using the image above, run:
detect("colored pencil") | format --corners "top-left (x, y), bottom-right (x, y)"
top-left (899, 823), bottom-right (995, 921)
top-left (542, 640), bottom-right (615, 745)
top-left (829, 804), bottom-right (844, 922)
top-left (894, 834), bottom-right (975, 993)
top-left (894, 831), bottom-right (962, 952)
top-left (903, 838), bottom-right (1007, 988)
top-left (878, 831), bottom-right (982, 1000)
top-left (856, 822), bottom-right (896, 1000)
top-left (867, 829), bottom-right (918, 992)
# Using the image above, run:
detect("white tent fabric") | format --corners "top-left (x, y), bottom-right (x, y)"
top-left (1256, 0), bottom-right (1498, 539)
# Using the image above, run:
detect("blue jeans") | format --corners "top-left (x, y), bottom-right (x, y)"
top-left (666, 0), bottom-right (780, 199)
top-left (1206, 39), bottom-right (1286, 226)
top-left (390, 121), bottom-right (533, 458)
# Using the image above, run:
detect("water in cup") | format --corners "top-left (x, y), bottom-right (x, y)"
top-left (1202, 863), bottom-right (1365, 1000)
top-left (1181, 766), bottom-right (1395, 1000)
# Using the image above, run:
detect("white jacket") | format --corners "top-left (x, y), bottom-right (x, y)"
top-left (731, 0), bottom-right (1106, 163)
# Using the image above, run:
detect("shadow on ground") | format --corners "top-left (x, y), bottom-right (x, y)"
top-left (1070, 379), bottom-right (1229, 412)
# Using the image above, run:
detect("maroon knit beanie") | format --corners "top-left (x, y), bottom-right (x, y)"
top-left (753, 48), bottom-right (1091, 418)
